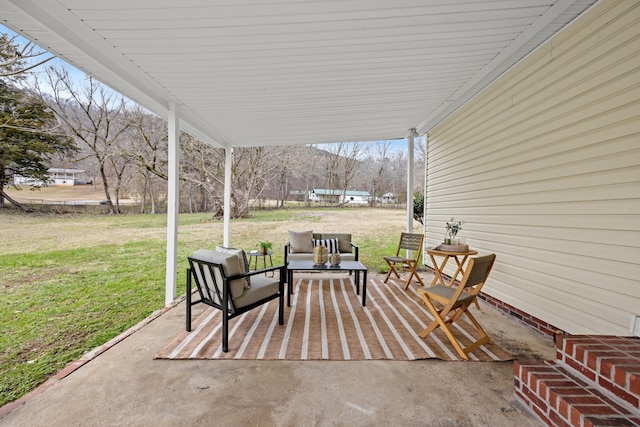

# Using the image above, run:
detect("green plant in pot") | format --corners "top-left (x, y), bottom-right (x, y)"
top-left (259, 241), bottom-right (272, 254)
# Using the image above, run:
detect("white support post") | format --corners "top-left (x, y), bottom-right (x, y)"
top-left (423, 133), bottom-right (428, 264)
top-left (165, 101), bottom-right (179, 306)
top-left (223, 146), bottom-right (233, 247)
top-left (406, 128), bottom-right (417, 259)
top-left (407, 128), bottom-right (417, 233)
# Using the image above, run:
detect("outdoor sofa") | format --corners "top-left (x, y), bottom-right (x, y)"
top-left (284, 230), bottom-right (359, 264)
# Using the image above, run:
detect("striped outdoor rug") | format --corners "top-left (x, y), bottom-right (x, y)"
top-left (155, 278), bottom-right (512, 361)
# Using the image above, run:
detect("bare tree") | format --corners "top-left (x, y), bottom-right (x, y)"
top-left (0, 33), bottom-right (53, 80)
top-left (125, 106), bottom-right (168, 213)
top-left (366, 140), bottom-right (393, 206)
top-left (323, 143), bottom-right (344, 206)
top-left (107, 146), bottom-right (132, 214)
top-left (230, 146), bottom-right (281, 216)
top-left (180, 138), bottom-right (281, 217)
top-left (340, 142), bottom-right (364, 204)
top-left (180, 134), bottom-right (221, 214)
top-left (389, 150), bottom-right (408, 201)
top-left (35, 65), bottom-right (131, 214)
top-left (289, 144), bottom-right (324, 206)
top-left (274, 147), bottom-right (290, 208)
top-left (271, 144), bottom-right (315, 207)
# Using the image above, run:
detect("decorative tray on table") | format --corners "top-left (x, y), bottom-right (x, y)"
top-left (436, 244), bottom-right (469, 252)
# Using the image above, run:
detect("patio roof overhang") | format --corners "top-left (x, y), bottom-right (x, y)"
top-left (1, 0), bottom-right (599, 305)
top-left (2, 0), bottom-right (597, 147)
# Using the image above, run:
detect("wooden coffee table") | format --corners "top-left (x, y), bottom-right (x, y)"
top-left (286, 260), bottom-right (368, 307)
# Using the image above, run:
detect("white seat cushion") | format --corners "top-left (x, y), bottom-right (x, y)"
top-left (234, 276), bottom-right (280, 308)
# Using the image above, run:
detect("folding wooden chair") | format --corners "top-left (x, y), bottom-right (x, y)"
top-left (417, 254), bottom-right (496, 360)
top-left (383, 232), bottom-right (425, 289)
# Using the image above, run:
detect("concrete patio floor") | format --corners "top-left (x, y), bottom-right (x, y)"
top-left (1, 273), bottom-right (555, 427)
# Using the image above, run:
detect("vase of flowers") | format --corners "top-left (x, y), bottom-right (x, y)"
top-left (444, 218), bottom-right (463, 245)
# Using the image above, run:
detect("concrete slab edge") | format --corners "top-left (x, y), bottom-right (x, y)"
top-left (0, 296), bottom-right (185, 420)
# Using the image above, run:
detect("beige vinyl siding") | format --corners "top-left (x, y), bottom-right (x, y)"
top-left (425, 0), bottom-right (640, 336)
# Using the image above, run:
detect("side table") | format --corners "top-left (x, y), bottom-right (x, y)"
top-left (426, 247), bottom-right (480, 309)
top-left (426, 248), bottom-right (478, 287)
top-left (248, 250), bottom-right (274, 276)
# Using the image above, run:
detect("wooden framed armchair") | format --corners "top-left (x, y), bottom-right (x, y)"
top-left (186, 249), bottom-right (285, 352)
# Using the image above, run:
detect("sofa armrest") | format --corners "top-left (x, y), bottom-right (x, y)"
top-left (351, 242), bottom-right (359, 261)
top-left (284, 242), bottom-right (290, 265)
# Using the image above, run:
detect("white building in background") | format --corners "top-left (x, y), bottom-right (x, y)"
top-left (308, 189), bottom-right (370, 205)
top-left (381, 192), bottom-right (398, 204)
top-left (13, 168), bottom-right (87, 186)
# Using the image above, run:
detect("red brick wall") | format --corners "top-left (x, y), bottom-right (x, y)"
top-left (559, 336), bottom-right (640, 411)
top-left (515, 358), bottom-right (640, 427)
top-left (478, 292), bottom-right (562, 339)
top-left (423, 266), bottom-right (563, 340)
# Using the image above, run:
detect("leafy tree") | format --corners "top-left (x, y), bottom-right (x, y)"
top-left (0, 32), bottom-right (73, 209)
top-left (413, 190), bottom-right (424, 224)
top-left (0, 80), bottom-right (75, 208)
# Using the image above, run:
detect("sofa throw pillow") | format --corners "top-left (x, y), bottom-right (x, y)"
top-left (313, 238), bottom-right (339, 254)
top-left (288, 230), bottom-right (313, 253)
top-left (318, 233), bottom-right (352, 253)
top-left (216, 246), bottom-right (250, 289)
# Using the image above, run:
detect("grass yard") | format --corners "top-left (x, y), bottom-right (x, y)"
top-left (0, 207), bottom-right (413, 407)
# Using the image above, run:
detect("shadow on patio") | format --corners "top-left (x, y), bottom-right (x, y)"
top-left (1, 272), bottom-right (556, 427)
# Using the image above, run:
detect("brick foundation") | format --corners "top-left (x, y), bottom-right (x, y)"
top-left (420, 267), bottom-right (640, 425)
top-left (478, 292), bottom-right (562, 340)
top-left (515, 336), bottom-right (640, 426)
top-left (423, 265), bottom-right (563, 340)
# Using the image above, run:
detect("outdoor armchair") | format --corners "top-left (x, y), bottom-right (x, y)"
top-left (186, 248), bottom-right (285, 352)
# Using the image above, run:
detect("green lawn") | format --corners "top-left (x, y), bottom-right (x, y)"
top-left (0, 207), bottom-right (410, 406)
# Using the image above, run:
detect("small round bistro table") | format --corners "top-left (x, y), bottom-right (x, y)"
top-left (426, 247), bottom-right (478, 287)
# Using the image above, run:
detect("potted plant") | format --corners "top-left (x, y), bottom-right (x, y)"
top-left (258, 241), bottom-right (272, 254)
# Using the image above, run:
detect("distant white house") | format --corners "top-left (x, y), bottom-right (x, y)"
top-left (309, 189), bottom-right (370, 205)
top-left (13, 168), bottom-right (87, 186)
top-left (381, 192), bottom-right (398, 203)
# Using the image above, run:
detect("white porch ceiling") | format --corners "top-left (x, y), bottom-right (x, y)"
top-left (2, 0), bottom-right (598, 148)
